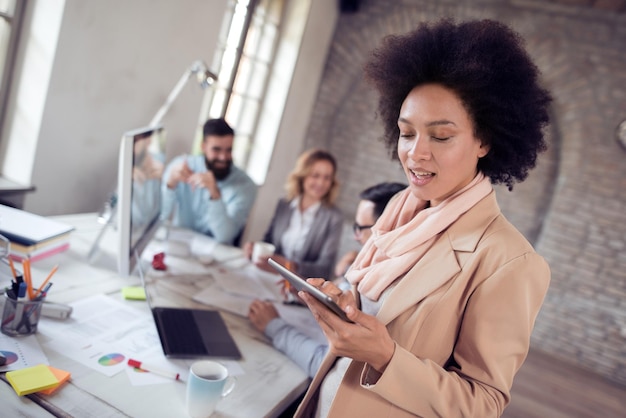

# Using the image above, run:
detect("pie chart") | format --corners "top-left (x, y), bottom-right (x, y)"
top-left (98, 353), bottom-right (125, 366)
top-left (0, 350), bottom-right (19, 366)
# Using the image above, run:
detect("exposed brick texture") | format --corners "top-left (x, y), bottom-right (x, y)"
top-left (304, 0), bottom-right (626, 386)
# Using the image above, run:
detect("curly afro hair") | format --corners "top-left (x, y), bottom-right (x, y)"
top-left (363, 19), bottom-right (553, 190)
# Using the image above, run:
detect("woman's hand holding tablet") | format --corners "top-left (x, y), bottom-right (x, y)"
top-left (268, 258), bottom-right (353, 323)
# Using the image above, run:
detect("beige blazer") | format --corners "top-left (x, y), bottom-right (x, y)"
top-left (295, 192), bottom-right (550, 417)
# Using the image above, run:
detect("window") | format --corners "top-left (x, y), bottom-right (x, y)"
top-left (0, 0), bottom-right (27, 141)
top-left (197, 0), bottom-right (293, 184)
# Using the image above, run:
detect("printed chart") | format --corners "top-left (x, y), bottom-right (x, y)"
top-left (98, 353), bottom-right (125, 366)
top-left (0, 333), bottom-right (49, 372)
top-left (0, 350), bottom-right (19, 366)
top-left (42, 294), bottom-right (161, 377)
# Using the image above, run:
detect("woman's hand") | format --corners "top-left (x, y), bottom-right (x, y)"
top-left (254, 253), bottom-right (291, 274)
top-left (299, 279), bottom-right (395, 373)
top-left (242, 242), bottom-right (254, 259)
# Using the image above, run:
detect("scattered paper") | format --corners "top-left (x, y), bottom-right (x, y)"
top-left (0, 333), bottom-right (50, 372)
top-left (41, 294), bottom-right (161, 377)
top-left (212, 264), bottom-right (282, 301)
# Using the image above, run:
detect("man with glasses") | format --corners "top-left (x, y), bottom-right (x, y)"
top-left (247, 181), bottom-right (406, 378)
top-left (334, 182), bottom-right (407, 279)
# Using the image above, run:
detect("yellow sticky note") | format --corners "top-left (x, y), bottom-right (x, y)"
top-left (39, 366), bottom-right (71, 395)
top-left (6, 364), bottom-right (59, 396)
top-left (122, 286), bottom-right (146, 300)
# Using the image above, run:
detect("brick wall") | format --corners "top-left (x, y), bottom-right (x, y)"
top-left (304, 0), bottom-right (626, 385)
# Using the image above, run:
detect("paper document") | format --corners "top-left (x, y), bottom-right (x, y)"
top-left (0, 333), bottom-right (50, 372)
top-left (192, 264), bottom-right (327, 344)
top-left (212, 264), bottom-right (281, 301)
top-left (41, 294), bottom-right (161, 377)
top-left (192, 283), bottom-right (254, 316)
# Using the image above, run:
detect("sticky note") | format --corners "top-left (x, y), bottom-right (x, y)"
top-left (122, 286), bottom-right (146, 300)
top-left (6, 364), bottom-right (59, 396)
top-left (39, 366), bottom-right (71, 395)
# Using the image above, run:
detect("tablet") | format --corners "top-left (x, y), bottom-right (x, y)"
top-left (268, 258), bottom-right (353, 322)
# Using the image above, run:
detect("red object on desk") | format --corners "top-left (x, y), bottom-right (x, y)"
top-left (128, 358), bottom-right (180, 380)
top-left (152, 252), bottom-right (167, 271)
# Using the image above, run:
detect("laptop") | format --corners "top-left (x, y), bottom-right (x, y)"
top-left (138, 257), bottom-right (241, 359)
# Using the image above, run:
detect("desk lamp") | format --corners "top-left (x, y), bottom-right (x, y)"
top-left (90, 61), bottom-right (218, 261)
top-left (149, 60), bottom-right (218, 128)
top-left (97, 59), bottom-right (218, 225)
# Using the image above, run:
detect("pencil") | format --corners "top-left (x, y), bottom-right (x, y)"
top-left (22, 259), bottom-right (34, 300)
top-left (8, 258), bottom-right (17, 279)
top-left (33, 265), bottom-right (58, 300)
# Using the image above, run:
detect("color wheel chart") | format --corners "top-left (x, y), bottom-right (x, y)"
top-left (98, 353), bottom-right (125, 366)
top-left (88, 348), bottom-right (128, 377)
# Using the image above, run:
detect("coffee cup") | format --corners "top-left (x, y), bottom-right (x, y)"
top-left (252, 242), bottom-right (275, 263)
top-left (186, 360), bottom-right (236, 418)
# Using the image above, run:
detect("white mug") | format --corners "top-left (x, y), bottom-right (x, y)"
top-left (252, 242), bottom-right (275, 263)
top-left (186, 360), bottom-right (236, 418)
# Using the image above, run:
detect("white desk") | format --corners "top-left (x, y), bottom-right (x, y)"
top-left (0, 213), bottom-right (310, 417)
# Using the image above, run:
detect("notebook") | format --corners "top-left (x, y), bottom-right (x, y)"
top-left (138, 257), bottom-right (241, 359)
top-left (0, 204), bottom-right (74, 246)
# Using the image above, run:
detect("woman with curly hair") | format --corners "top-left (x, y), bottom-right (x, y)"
top-left (244, 148), bottom-right (343, 280)
top-left (294, 19), bottom-right (552, 417)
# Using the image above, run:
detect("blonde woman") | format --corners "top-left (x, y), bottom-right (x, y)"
top-left (244, 149), bottom-right (342, 280)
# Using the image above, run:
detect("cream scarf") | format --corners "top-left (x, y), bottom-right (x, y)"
top-left (345, 173), bottom-right (492, 301)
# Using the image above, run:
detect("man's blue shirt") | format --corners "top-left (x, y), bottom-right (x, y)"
top-left (161, 154), bottom-right (258, 244)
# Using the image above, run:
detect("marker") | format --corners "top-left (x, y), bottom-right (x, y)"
top-left (17, 281), bottom-right (27, 299)
top-left (127, 359), bottom-right (180, 381)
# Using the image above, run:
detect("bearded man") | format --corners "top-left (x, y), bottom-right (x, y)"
top-left (161, 118), bottom-right (257, 245)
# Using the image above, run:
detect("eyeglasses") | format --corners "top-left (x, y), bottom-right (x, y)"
top-left (353, 222), bottom-right (374, 234)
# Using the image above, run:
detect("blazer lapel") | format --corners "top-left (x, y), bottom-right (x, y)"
top-left (376, 237), bottom-right (460, 325)
top-left (299, 206), bottom-right (328, 258)
top-left (376, 192), bottom-right (501, 325)
top-left (272, 200), bottom-right (292, 246)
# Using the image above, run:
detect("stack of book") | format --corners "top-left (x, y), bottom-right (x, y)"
top-left (0, 204), bottom-right (74, 263)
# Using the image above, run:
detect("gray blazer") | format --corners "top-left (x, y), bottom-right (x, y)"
top-left (263, 198), bottom-right (343, 279)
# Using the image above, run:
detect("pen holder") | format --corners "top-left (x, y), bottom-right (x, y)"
top-left (1, 293), bottom-right (44, 336)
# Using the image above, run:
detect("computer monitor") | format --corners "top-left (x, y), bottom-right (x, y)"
top-left (116, 126), bottom-right (166, 277)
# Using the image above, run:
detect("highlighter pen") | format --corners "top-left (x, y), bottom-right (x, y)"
top-left (127, 359), bottom-right (181, 381)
